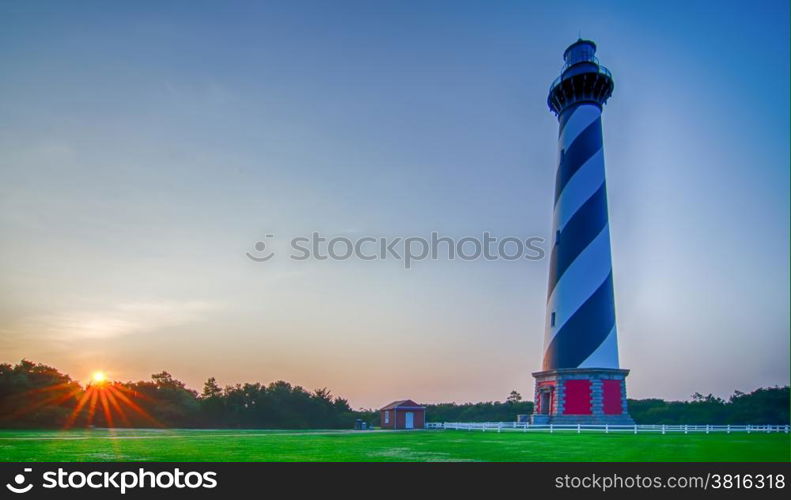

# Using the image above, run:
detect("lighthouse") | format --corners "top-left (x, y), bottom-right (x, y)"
top-left (532, 40), bottom-right (634, 425)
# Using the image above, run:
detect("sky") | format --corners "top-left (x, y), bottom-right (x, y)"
top-left (0, 0), bottom-right (788, 409)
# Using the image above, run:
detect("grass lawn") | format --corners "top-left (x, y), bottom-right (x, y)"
top-left (0, 428), bottom-right (788, 462)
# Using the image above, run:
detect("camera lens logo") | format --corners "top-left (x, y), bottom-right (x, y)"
top-left (6, 468), bottom-right (33, 494)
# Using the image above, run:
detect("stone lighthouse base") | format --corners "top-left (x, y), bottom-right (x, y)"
top-left (531, 368), bottom-right (635, 425)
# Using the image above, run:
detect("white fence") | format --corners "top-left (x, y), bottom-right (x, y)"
top-left (425, 422), bottom-right (790, 434)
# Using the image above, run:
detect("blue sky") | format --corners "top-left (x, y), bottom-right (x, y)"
top-left (0, 0), bottom-right (788, 408)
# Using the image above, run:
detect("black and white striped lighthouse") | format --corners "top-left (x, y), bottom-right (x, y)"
top-left (532, 40), bottom-right (634, 425)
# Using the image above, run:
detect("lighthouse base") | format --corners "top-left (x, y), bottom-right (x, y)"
top-left (531, 368), bottom-right (634, 425)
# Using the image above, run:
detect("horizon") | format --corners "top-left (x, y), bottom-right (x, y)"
top-left (1, 0), bottom-right (789, 410)
top-left (4, 358), bottom-right (787, 410)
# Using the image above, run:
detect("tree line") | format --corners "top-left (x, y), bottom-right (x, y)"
top-left (0, 360), bottom-right (364, 429)
top-left (627, 390), bottom-right (789, 425)
top-left (422, 389), bottom-right (790, 425)
top-left (0, 360), bottom-right (787, 428)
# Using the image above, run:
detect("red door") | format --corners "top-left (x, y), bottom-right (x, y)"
top-left (563, 380), bottom-right (592, 415)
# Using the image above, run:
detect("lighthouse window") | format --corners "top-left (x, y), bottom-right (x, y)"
top-left (551, 312), bottom-right (556, 327)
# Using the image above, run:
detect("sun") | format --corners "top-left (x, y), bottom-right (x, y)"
top-left (62, 369), bottom-right (160, 429)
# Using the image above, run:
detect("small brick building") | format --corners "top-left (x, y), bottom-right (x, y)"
top-left (379, 400), bottom-right (425, 429)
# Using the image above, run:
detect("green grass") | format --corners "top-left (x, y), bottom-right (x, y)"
top-left (0, 429), bottom-right (788, 462)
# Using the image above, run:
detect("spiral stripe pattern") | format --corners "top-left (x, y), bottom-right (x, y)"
top-left (542, 102), bottom-right (619, 370)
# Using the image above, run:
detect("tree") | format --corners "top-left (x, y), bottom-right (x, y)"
top-left (507, 391), bottom-right (522, 403)
top-left (0, 360), bottom-right (84, 428)
top-left (628, 387), bottom-right (789, 425)
top-left (202, 377), bottom-right (222, 399)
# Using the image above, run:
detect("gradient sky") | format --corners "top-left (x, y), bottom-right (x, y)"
top-left (0, 0), bottom-right (788, 409)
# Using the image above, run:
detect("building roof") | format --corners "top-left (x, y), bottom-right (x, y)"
top-left (380, 399), bottom-right (425, 411)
